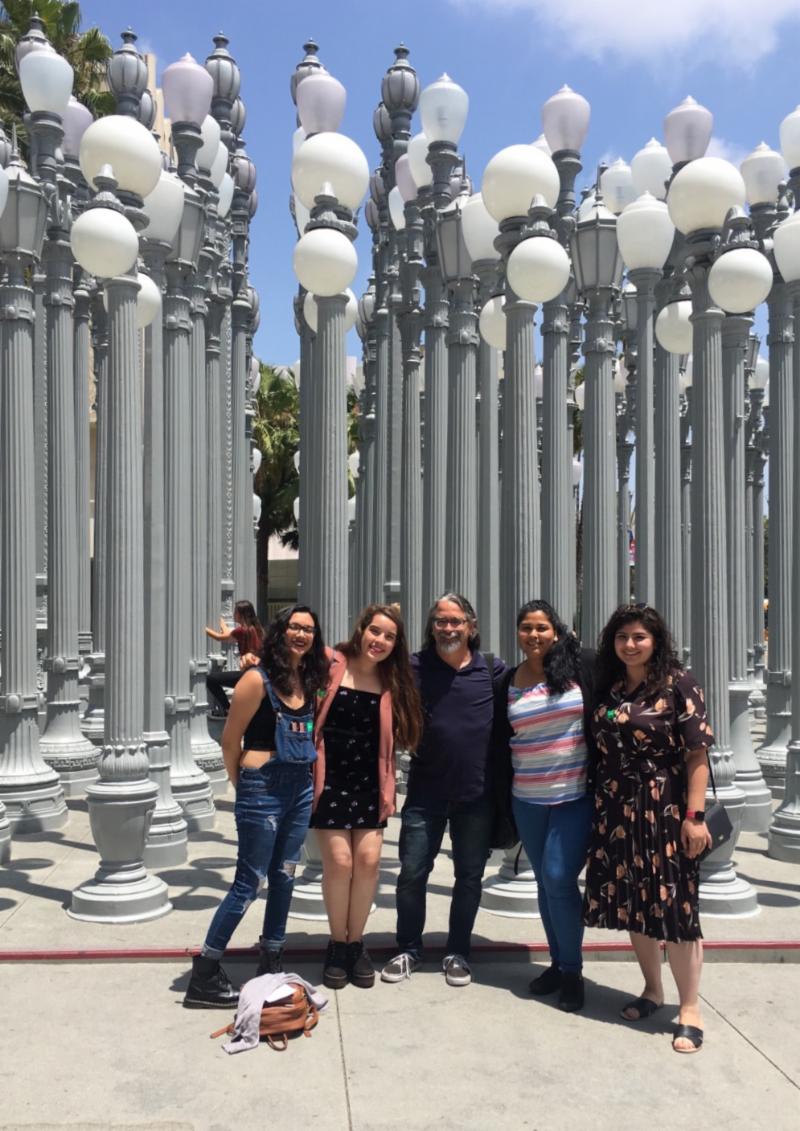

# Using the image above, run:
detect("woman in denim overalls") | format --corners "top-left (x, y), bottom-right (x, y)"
top-left (184, 605), bottom-right (330, 1009)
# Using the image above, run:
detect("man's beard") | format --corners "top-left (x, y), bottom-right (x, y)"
top-left (436, 636), bottom-right (462, 654)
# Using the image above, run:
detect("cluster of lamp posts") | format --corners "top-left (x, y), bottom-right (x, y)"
top-left (288, 43), bottom-right (800, 917)
top-left (0, 21), bottom-right (263, 922)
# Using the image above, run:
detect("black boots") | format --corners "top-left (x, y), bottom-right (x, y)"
top-left (558, 972), bottom-right (585, 1012)
top-left (347, 940), bottom-right (375, 988)
top-left (256, 945), bottom-right (284, 976)
top-left (183, 954), bottom-right (239, 1009)
top-left (529, 961), bottom-right (562, 996)
top-left (322, 940), bottom-right (349, 989)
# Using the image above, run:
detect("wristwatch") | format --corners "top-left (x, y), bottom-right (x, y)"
top-left (686, 809), bottom-right (705, 822)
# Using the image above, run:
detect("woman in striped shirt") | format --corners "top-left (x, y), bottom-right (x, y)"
top-left (494, 600), bottom-right (596, 1012)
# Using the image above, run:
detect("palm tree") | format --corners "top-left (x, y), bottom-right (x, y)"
top-left (0, 0), bottom-right (113, 156)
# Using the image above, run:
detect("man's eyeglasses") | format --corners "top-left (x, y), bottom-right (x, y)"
top-left (286, 623), bottom-right (315, 636)
top-left (433, 617), bottom-right (467, 629)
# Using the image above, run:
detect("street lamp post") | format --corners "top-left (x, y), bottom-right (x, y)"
top-left (570, 185), bottom-right (623, 645)
top-left (746, 358), bottom-right (769, 706)
top-left (20, 39), bottom-right (99, 793)
top-left (0, 132), bottom-right (67, 833)
top-left (69, 107), bottom-right (171, 919)
top-left (668, 155), bottom-right (766, 914)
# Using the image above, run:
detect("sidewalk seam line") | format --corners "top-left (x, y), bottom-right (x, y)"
top-left (700, 992), bottom-right (800, 1092)
top-left (334, 990), bottom-right (354, 1131)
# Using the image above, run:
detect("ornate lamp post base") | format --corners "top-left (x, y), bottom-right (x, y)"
top-left (768, 745), bottom-right (800, 863)
top-left (758, 681), bottom-right (792, 797)
top-left (699, 782), bottom-right (759, 917)
top-left (0, 802), bottom-right (10, 864)
top-left (288, 830), bottom-right (328, 920)
top-left (730, 681), bottom-right (772, 832)
top-left (480, 845), bottom-right (540, 918)
top-left (69, 779), bottom-right (171, 923)
top-left (143, 729), bottom-right (188, 869)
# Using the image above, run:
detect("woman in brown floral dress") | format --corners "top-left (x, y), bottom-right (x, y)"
top-left (584, 606), bottom-right (713, 1054)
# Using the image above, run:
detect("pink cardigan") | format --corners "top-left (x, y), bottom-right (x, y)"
top-left (313, 650), bottom-right (396, 822)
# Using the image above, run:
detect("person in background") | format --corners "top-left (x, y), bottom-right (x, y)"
top-left (584, 605), bottom-right (712, 1054)
top-left (381, 594), bottom-right (505, 989)
top-left (205, 599), bottom-right (264, 718)
top-left (492, 600), bottom-right (596, 1012)
top-left (183, 606), bottom-right (328, 1009)
top-left (312, 604), bottom-right (422, 990)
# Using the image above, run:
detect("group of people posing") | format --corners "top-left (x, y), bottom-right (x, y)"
top-left (185, 593), bottom-right (715, 1055)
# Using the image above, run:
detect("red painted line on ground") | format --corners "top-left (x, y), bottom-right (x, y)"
top-left (0, 939), bottom-right (798, 961)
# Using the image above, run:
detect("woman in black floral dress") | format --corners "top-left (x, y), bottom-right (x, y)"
top-left (584, 606), bottom-right (713, 1054)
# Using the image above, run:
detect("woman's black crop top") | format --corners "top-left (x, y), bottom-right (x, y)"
top-left (243, 684), bottom-right (310, 751)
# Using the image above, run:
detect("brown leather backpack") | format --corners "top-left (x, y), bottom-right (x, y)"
top-left (210, 983), bottom-right (320, 1051)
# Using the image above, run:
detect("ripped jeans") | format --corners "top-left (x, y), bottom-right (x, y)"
top-left (202, 762), bottom-right (313, 957)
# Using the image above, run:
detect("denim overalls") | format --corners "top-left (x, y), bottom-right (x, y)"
top-left (203, 670), bottom-right (317, 957)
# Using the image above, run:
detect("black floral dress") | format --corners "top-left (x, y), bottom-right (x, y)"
top-left (309, 687), bottom-right (385, 831)
top-left (583, 670), bottom-right (713, 943)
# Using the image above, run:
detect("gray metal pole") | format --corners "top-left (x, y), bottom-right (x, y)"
top-left (580, 288), bottom-right (617, 646)
top-left (231, 286), bottom-right (250, 608)
top-left (499, 284), bottom-right (539, 661)
top-left (164, 255), bottom-right (214, 830)
top-left (359, 329), bottom-right (377, 612)
top-left (295, 291), bottom-right (313, 604)
top-left (0, 243), bottom-right (67, 832)
top-left (629, 268), bottom-right (659, 605)
top-left (73, 272), bottom-right (92, 663)
top-left (680, 389), bottom-right (693, 665)
top-left (445, 273), bottom-right (479, 602)
top-left (142, 242), bottom-right (187, 868)
top-left (70, 267), bottom-right (170, 923)
top-left (371, 297), bottom-right (390, 604)
top-left (768, 276), bottom-right (800, 862)
top-left (475, 262), bottom-right (500, 653)
top-left (685, 249), bottom-right (756, 916)
top-left (721, 316), bottom-right (771, 833)
top-left (315, 293), bottom-right (350, 645)
top-left (758, 284), bottom-right (793, 794)
top-left (616, 419), bottom-right (633, 606)
top-left (398, 201), bottom-right (424, 646)
top-left (421, 248), bottom-right (449, 613)
top-left (220, 301), bottom-right (235, 624)
top-left (385, 273), bottom-right (403, 602)
top-left (188, 246), bottom-right (224, 787)
top-left (38, 154), bottom-right (98, 791)
top-left (541, 293), bottom-right (571, 622)
top-left (748, 389), bottom-right (768, 703)
top-left (81, 296), bottom-right (107, 742)
top-left (653, 335), bottom-right (683, 648)
top-left (33, 268), bottom-right (47, 696)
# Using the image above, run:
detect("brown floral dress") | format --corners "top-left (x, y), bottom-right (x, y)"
top-left (583, 670), bottom-right (714, 943)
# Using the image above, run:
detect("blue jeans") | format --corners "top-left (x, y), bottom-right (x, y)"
top-left (512, 794), bottom-right (593, 974)
top-left (396, 793), bottom-right (494, 959)
top-left (203, 762), bottom-right (313, 957)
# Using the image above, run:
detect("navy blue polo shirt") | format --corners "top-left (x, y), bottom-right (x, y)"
top-left (408, 646), bottom-right (507, 804)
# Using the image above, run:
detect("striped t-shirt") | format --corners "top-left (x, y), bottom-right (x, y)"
top-left (509, 680), bottom-right (589, 804)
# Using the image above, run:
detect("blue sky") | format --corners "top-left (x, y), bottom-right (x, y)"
top-left (78, 0), bottom-right (800, 365)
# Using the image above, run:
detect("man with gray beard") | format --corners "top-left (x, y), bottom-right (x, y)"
top-left (381, 594), bottom-right (506, 987)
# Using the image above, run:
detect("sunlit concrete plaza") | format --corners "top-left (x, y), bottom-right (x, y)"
top-left (2, 1), bottom-right (800, 1127)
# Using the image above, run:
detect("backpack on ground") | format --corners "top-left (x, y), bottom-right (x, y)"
top-left (210, 982), bottom-right (320, 1051)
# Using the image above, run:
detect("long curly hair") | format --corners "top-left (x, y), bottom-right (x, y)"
top-left (338, 604), bottom-right (423, 751)
top-left (260, 605), bottom-right (330, 700)
top-left (422, 592), bottom-right (480, 651)
top-left (516, 599), bottom-right (582, 696)
top-left (595, 604), bottom-right (682, 699)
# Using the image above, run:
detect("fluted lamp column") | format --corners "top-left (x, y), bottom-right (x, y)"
top-left (20, 40), bottom-right (99, 793)
top-left (0, 136), bottom-right (67, 834)
top-left (292, 114), bottom-right (368, 644)
top-left (769, 205), bottom-right (800, 862)
top-left (569, 187), bottom-right (624, 645)
top-left (69, 128), bottom-right (170, 921)
top-left (667, 156), bottom-right (768, 915)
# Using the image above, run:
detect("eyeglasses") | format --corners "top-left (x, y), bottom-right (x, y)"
top-left (433, 617), bottom-right (467, 629)
top-left (286, 623), bottom-right (315, 637)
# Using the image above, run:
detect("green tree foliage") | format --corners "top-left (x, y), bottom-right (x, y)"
top-left (0, 1), bottom-right (113, 156)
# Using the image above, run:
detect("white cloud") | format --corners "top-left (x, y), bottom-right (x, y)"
top-left (453, 0), bottom-right (800, 67)
top-left (705, 136), bottom-right (750, 167)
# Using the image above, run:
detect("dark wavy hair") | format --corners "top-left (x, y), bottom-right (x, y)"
top-left (422, 593), bottom-right (480, 651)
top-left (234, 599), bottom-right (263, 642)
top-left (595, 604), bottom-right (682, 699)
top-left (338, 604), bottom-right (423, 751)
top-left (260, 605), bottom-right (329, 700)
top-left (516, 599), bottom-right (582, 695)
